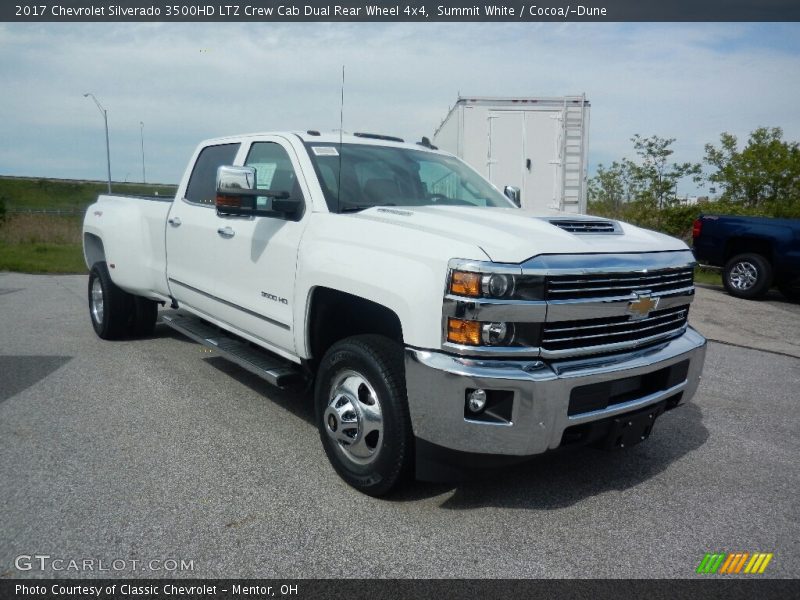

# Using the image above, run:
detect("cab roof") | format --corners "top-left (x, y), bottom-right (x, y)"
top-left (199, 131), bottom-right (441, 152)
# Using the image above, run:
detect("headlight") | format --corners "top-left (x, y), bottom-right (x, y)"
top-left (445, 260), bottom-right (544, 350)
top-left (482, 273), bottom-right (514, 297)
top-left (450, 270), bottom-right (516, 298)
top-left (449, 269), bottom-right (543, 300)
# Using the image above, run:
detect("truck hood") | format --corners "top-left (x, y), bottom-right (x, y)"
top-left (350, 206), bottom-right (688, 263)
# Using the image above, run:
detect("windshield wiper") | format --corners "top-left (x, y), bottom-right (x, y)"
top-left (339, 204), bottom-right (373, 213)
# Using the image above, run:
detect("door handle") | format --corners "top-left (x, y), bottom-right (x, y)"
top-left (526, 158), bottom-right (532, 172)
top-left (217, 226), bottom-right (235, 238)
top-left (168, 217), bottom-right (182, 227)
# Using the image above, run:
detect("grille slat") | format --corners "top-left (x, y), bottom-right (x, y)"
top-left (549, 278), bottom-right (693, 295)
top-left (542, 306), bottom-right (690, 354)
top-left (554, 271), bottom-right (692, 285)
top-left (546, 267), bottom-right (695, 301)
top-left (544, 315), bottom-right (687, 344)
top-left (545, 307), bottom-right (687, 334)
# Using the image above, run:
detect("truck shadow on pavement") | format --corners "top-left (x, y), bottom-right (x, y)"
top-left (202, 356), bottom-right (316, 424)
top-left (199, 352), bottom-right (709, 510)
top-left (147, 322), bottom-right (206, 343)
top-left (402, 403), bottom-right (710, 509)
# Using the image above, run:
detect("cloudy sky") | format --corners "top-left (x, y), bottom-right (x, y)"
top-left (1, 22), bottom-right (799, 194)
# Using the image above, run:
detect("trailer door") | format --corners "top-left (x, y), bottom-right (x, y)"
top-left (487, 111), bottom-right (524, 197)
top-left (522, 110), bottom-right (562, 213)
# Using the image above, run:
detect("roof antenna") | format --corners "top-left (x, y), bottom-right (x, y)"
top-left (337, 65), bottom-right (344, 213)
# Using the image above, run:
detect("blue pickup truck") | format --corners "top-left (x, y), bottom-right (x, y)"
top-left (692, 214), bottom-right (800, 301)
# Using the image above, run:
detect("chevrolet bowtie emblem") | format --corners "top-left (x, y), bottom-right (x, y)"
top-left (627, 293), bottom-right (659, 320)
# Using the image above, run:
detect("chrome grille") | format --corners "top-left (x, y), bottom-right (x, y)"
top-left (548, 219), bottom-right (619, 233)
top-left (546, 267), bottom-right (694, 300)
top-left (542, 306), bottom-right (690, 355)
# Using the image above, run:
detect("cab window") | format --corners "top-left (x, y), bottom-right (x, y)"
top-left (245, 142), bottom-right (305, 212)
top-left (185, 143), bottom-right (240, 206)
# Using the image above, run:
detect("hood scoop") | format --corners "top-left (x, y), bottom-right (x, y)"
top-left (544, 218), bottom-right (622, 234)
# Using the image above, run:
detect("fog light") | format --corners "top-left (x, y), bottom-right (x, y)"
top-left (467, 389), bottom-right (487, 413)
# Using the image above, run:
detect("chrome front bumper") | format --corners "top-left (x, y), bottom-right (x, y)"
top-left (404, 327), bottom-right (707, 456)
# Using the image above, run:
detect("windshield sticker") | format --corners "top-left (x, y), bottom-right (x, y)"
top-left (249, 163), bottom-right (277, 188)
top-left (312, 146), bottom-right (339, 156)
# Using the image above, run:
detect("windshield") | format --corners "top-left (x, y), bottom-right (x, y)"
top-left (304, 142), bottom-right (514, 212)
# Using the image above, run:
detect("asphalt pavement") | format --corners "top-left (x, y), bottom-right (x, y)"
top-left (1, 273), bottom-right (798, 578)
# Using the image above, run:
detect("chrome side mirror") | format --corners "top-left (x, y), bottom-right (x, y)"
top-left (215, 165), bottom-right (301, 219)
top-left (217, 165), bottom-right (256, 196)
top-left (504, 185), bottom-right (521, 207)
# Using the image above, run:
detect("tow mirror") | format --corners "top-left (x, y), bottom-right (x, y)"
top-left (504, 185), bottom-right (521, 207)
top-left (215, 165), bottom-right (301, 219)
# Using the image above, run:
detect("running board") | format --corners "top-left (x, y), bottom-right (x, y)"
top-left (161, 311), bottom-right (303, 389)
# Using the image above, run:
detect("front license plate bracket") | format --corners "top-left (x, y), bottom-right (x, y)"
top-left (602, 401), bottom-right (666, 450)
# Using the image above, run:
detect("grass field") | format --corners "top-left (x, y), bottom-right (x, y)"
top-left (0, 176), bottom-right (176, 273)
top-left (694, 266), bottom-right (723, 287)
top-left (0, 214), bottom-right (85, 273)
top-left (0, 176), bottom-right (176, 212)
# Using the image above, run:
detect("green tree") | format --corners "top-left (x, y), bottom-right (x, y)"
top-left (704, 127), bottom-right (800, 213)
top-left (587, 160), bottom-right (630, 216)
top-left (588, 135), bottom-right (702, 211)
top-left (0, 196), bottom-right (7, 223)
top-left (629, 134), bottom-right (703, 208)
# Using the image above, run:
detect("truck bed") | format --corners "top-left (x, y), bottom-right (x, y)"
top-left (83, 194), bottom-right (173, 299)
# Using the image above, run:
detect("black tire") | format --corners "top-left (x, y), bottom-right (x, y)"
top-left (722, 253), bottom-right (772, 299)
top-left (778, 280), bottom-right (800, 303)
top-left (315, 335), bottom-right (413, 496)
top-left (88, 261), bottom-right (134, 340)
top-left (129, 297), bottom-right (159, 337)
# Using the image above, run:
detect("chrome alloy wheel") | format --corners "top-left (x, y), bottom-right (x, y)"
top-left (323, 370), bottom-right (384, 466)
top-left (729, 260), bottom-right (759, 291)
top-left (90, 278), bottom-right (104, 324)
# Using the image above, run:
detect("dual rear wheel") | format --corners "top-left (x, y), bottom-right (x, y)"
top-left (88, 261), bottom-right (158, 339)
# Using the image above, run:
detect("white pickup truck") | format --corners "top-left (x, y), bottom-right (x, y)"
top-left (82, 131), bottom-right (706, 495)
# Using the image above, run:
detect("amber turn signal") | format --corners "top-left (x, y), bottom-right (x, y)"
top-left (447, 318), bottom-right (481, 345)
top-left (450, 271), bottom-right (481, 297)
top-left (216, 194), bottom-right (242, 209)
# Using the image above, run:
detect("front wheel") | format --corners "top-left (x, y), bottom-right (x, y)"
top-left (315, 335), bottom-right (413, 496)
top-left (723, 253), bottom-right (772, 299)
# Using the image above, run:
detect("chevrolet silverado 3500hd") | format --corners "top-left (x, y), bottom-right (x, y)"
top-left (82, 131), bottom-right (707, 495)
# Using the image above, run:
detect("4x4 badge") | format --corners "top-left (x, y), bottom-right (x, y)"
top-left (627, 293), bottom-right (659, 320)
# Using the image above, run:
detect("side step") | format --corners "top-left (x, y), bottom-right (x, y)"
top-left (161, 311), bottom-right (304, 389)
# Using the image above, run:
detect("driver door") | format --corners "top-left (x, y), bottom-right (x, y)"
top-left (206, 137), bottom-right (310, 357)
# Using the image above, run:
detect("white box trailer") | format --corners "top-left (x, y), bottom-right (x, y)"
top-left (432, 95), bottom-right (590, 214)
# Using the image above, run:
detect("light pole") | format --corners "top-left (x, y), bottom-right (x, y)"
top-left (139, 121), bottom-right (146, 184)
top-left (84, 93), bottom-right (112, 193)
